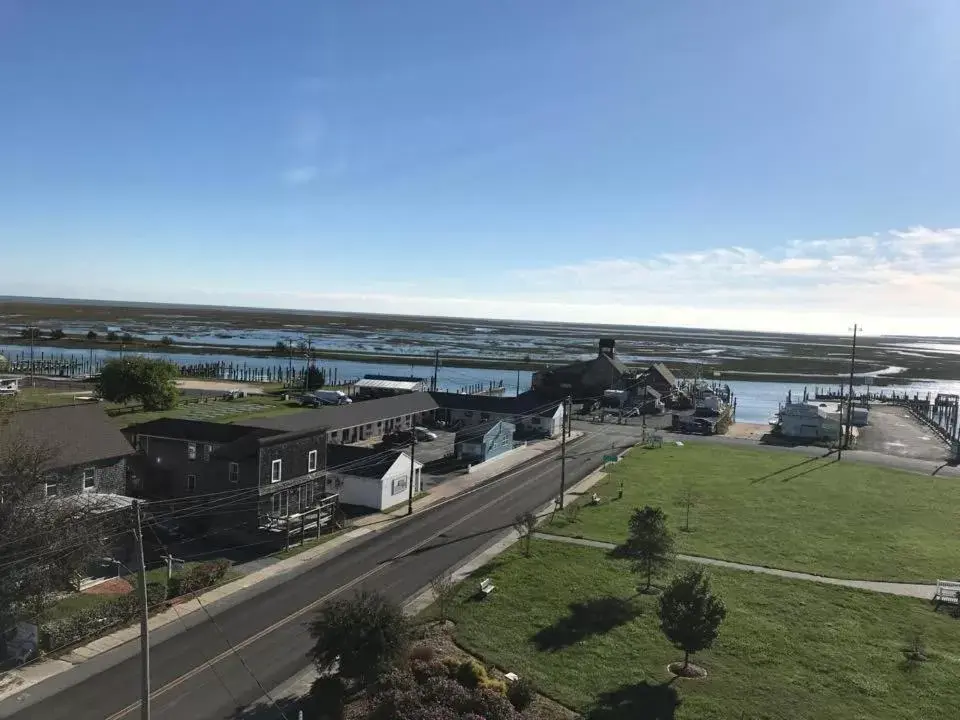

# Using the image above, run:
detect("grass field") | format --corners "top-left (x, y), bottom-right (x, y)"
top-left (451, 540), bottom-right (960, 720)
top-left (547, 443), bottom-right (960, 581)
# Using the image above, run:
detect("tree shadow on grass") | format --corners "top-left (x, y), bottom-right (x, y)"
top-left (584, 680), bottom-right (681, 720)
top-left (532, 596), bottom-right (641, 651)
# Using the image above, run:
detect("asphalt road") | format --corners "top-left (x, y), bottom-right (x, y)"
top-left (1, 430), bottom-right (629, 720)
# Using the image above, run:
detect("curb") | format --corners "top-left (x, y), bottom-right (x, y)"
top-left (0, 434), bottom-right (576, 703)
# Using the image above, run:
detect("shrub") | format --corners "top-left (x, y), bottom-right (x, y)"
top-left (410, 658), bottom-right (451, 684)
top-left (41, 605), bottom-right (113, 651)
top-left (172, 559), bottom-right (233, 597)
top-left (468, 688), bottom-right (520, 720)
top-left (454, 659), bottom-right (488, 689)
top-left (479, 677), bottom-right (508, 695)
top-left (145, 581), bottom-right (168, 608)
top-left (506, 677), bottom-right (536, 711)
top-left (112, 591), bottom-right (140, 620)
top-left (408, 642), bottom-right (437, 663)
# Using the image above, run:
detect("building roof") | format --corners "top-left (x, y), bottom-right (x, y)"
top-left (125, 418), bottom-right (273, 444)
top-left (327, 444), bottom-right (417, 479)
top-left (597, 352), bottom-right (630, 376)
top-left (647, 363), bottom-right (678, 388)
top-left (354, 377), bottom-right (426, 392)
top-left (247, 392), bottom-right (442, 433)
top-left (1, 404), bottom-right (134, 469)
top-left (455, 419), bottom-right (516, 444)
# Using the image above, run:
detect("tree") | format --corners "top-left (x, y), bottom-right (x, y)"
top-left (306, 364), bottom-right (325, 390)
top-left (658, 568), bottom-right (726, 671)
top-left (121, 332), bottom-right (134, 342)
top-left (49, 328), bottom-right (65, 341)
top-left (19, 327), bottom-right (41, 340)
top-left (430, 572), bottom-right (457, 623)
top-left (86, 330), bottom-right (98, 341)
top-left (96, 357), bottom-right (179, 411)
top-left (309, 590), bottom-right (412, 690)
top-left (676, 482), bottom-right (699, 532)
top-left (625, 506), bottom-right (675, 592)
top-left (106, 331), bottom-right (119, 342)
top-left (0, 404), bottom-right (121, 659)
top-left (160, 335), bottom-right (173, 346)
top-left (512, 511), bottom-right (538, 557)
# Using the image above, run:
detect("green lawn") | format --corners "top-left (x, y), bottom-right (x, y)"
top-left (110, 396), bottom-right (306, 428)
top-left (451, 540), bottom-right (960, 720)
top-left (547, 444), bottom-right (960, 581)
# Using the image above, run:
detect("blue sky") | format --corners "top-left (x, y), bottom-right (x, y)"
top-left (2, 0), bottom-right (959, 335)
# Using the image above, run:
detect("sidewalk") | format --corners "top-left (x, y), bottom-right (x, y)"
top-left (533, 533), bottom-right (937, 601)
top-left (0, 432), bottom-right (577, 703)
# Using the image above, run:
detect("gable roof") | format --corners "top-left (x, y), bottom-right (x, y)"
top-left (1, 404), bottom-right (134, 469)
top-left (455, 419), bottom-right (516, 444)
top-left (125, 418), bottom-right (275, 444)
top-left (647, 363), bottom-right (678, 388)
top-left (327, 444), bottom-right (416, 479)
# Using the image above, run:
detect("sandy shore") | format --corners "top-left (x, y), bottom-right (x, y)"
top-left (725, 422), bottom-right (770, 440)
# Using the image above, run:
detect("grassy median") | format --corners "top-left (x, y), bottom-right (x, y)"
top-left (450, 540), bottom-right (960, 720)
top-left (547, 443), bottom-right (960, 581)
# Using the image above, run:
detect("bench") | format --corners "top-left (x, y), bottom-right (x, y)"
top-left (934, 579), bottom-right (960, 606)
top-left (479, 578), bottom-right (495, 597)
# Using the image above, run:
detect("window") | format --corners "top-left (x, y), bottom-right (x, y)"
top-left (187, 443), bottom-right (197, 461)
top-left (45, 482), bottom-right (59, 498)
top-left (82, 467), bottom-right (96, 491)
top-left (186, 474), bottom-right (196, 491)
top-left (271, 459), bottom-right (282, 483)
top-left (228, 462), bottom-right (239, 484)
top-left (202, 444), bottom-right (212, 462)
top-left (308, 449), bottom-right (318, 473)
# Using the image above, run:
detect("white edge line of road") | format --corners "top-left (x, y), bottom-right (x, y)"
top-left (0, 432), bottom-right (586, 708)
top-left (242, 435), bottom-right (630, 710)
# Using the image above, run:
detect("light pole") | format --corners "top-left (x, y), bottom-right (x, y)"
top-left (844, 324), bottom-right (859, 450)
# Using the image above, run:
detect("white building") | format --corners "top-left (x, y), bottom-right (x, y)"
top-left (777, 402), bottom-right (843, 441)
top-left (325, 446), bottom-right (423, 511)
top-left (0, 376), bottom-right (19, 396)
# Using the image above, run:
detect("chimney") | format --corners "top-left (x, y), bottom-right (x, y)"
top-left (598, 338), bottom-right (616, 357)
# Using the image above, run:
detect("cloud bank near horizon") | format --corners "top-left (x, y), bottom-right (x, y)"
top-left (4, 226), bottom-right (959, 338)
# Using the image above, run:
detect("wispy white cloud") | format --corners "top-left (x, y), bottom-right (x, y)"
top-left (282, 165), bottom-right (318, 185)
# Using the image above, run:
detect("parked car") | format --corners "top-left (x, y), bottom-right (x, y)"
top-left (300, 389), bottom-right (352, 407)
top-left (678, 418), bottom-right (714, 435)
top-left (382, 430), bottom-right (414, 446)
top-left (413, 426), bottom-right (438, 441)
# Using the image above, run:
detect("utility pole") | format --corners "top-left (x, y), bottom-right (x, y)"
top-left (29, 328), bottom-right (35, 389)
top-left (432, 350), bottom-right (440, 392)
top-left (558, 396), bottom-right (569, 510)
top-left (516, 368), bottom-right (520, 397)
top-left (845, 324), bottom-right (859, 450)
top-left (407, 434), bottom-right (417, 516)
top-left (132, 501), bottom-right (151, 720)
top-left (836, 379), bottom-right (844, 460)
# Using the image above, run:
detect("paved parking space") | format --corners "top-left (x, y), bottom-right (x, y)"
top-left (857, 404), bottom-right (950, 461)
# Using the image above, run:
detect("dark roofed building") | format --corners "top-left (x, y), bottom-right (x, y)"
top-left (1, 404), bottom-right (134, 500)
top-left (532, 339), bottom-right (638, 400)
top-left (247, 391), bottom-right (440, 444)
top-left (126, 416), bottom-right (335, 535)
top-left (642, 363), bottom-right (679, 396)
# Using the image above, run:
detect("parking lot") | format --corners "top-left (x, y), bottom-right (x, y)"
top-left (857, 404), bottom-right (950, 461)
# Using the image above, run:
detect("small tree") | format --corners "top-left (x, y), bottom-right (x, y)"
top-left (121, 332), bottom-right (134, 342)
top-left (160, 335), bottom-right (173, 346)
top-left (626, 506), bottom-right (675, 592)
top-left (96, 357), bottom-right (179, 410)
top-left (19, 327), bottom-right (41, 340)
top-left (309, 590), bottom-right (411, 691)
top-left (430, 572), bottom-right (457, 623)
top-left (676, 483), bottom-right (699, 532)
top-left (512, 511), bottom-right (538, 557)
top-left (658, 568), bottom-right (726, 671)
top-left (86, 330), bottom-right (98, 341)
top-left (49, 328), bottom-right (65, 340)
top-left (106, 331), bottom-right (119, 342)
top-left (306, 364), bottom-right (325, 390)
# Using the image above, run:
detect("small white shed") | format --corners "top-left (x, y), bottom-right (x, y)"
top-left (326, 447), bottom-right (423, 511)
